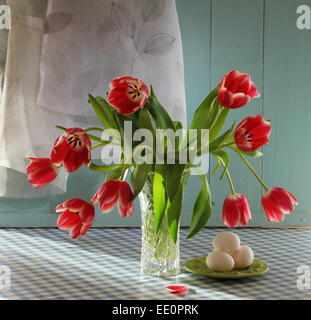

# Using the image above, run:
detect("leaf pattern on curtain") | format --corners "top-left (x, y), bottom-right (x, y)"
top-left (141, 0), bottom-right (165, 22)
top-left (144, 33), bottom-right (175, 55)
top-left (111, 2), bottom-right (136, 38)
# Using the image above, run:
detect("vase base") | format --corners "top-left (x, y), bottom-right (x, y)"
top-left (141, 267), bottom-right (180, 277)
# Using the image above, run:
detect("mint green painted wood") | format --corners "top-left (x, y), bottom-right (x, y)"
top-left (177, 0), bottom-right (212, 226)
top-left (263, 0), bottom-right (311, 223)
top-left (0, 0), bottom-right (311, 227)
top-left (209, 0), bottom-right (264, 222)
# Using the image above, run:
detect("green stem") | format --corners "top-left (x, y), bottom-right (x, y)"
top-left (121, 167), bottom-right (129, 181)
top-left (91, 141), bottom-right (109, 149)
top-left (85, 127), bottom-right (104, 133)
top-left (225, 170), bottom-right (235, 194)
top-left (218, 157), bottom-right (235, 194)
top-left (217, 141), bottom-right (235, 149)
top-left (236, 151), bottom-right (269, 191)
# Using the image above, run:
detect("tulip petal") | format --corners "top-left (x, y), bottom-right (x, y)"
top-left (223, 70), bottom-right (240, 88)
top-left (270, 188), bottom-right (294, 214)
top-left (250, 137), bottom-right (269, 150)
top-left (118, 182), bottom-right (134, 217)
top-left (55, 203), bottom-right (66, 212)
top-left (262, 193), bottom-right (284, 222)
top-left (166, 285), bottom-right (188, 294)
top-left (79, 203), bottom-right (95, 224)
top-left (51, 139), bottom-right (69, 165)
top-left (231, 93), bottom-right (250, 109)
top-left (118, 202), bottom-right (134, 217)
top-left (229, 74), bottom-right (250, 94)
top-left (99, 180), bottom-right (121, 203)
top-left (249, 82), bottom-right (260, 98)
top-left (80, 223), bottom-right (92, 237)
top-left (70, 221), bottom-right (83, 239)
top-left (222, 195), bottom-right (241, 227)
top-left (238, 74), bottom-right (252, 94)
top-left (218, 88), bottom-right (233, 108)
top-left (61, 198), bottom-right (85, 211)
top-left (26, 158), bottom-right (58, 188)
top-left (63, 150), bottom-right (83, 172)
top-left (250, 121), bottom-right (272, 139)
top-left (100, 196), bottom-right (118, 212)
top-left (287, 191), bottom-right (299, 205)
top-left (57, 210), bottom-right (80, 230)
top-left (238, 195), bottom-right (252, 226)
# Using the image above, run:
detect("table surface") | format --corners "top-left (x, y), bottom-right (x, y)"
top-left (0, 227), bottom-right (310, 300)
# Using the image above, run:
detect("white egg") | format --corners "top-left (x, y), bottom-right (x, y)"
top-left (213, 231), bottom-right (240, 253)
top-left (206, 251), bottom-right (235, 272)
top-left (231, 245), bottom-right (254, 269)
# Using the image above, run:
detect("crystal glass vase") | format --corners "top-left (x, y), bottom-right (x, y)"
top-left (139, 174), bottom-right (180, 276)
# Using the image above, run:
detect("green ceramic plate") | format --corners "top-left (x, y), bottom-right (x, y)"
top-left (184, 256), bottom-right (269, 279)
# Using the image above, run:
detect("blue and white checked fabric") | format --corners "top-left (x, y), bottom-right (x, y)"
top-left (0, 227), bottom-right (310, 300)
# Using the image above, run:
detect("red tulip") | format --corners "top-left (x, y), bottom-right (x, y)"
top-left (218, 70), bottom-right (260, 109)
top-left (107, 76), bottom-right (149, 115)
top-left (56, 198), bottom-right (95, 239)
top-left (262, 187), bottom-right (298, 222)
top-left (26, 158), bottom-right (59, 188)
top-left (91, 180), bottom-right (134, 217)
top-left (50, 128), bottom-right (91, 172)
top-left (234, 115), bottom-right (271, 152)
top-left (222, 193), bottom-right (252, 227)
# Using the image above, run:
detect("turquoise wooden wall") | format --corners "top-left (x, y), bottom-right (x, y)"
top-left (0, 0), bottom-right (310, 227)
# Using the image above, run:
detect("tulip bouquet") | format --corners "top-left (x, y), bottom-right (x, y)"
top-left (27, 70), bottom-right (297, 275)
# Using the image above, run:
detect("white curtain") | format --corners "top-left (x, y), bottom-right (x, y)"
top-left (0, 0), bottom-right (186, 198)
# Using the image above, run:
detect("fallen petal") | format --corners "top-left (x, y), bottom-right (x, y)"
top-left (166, 285), bottom-right (188, 294)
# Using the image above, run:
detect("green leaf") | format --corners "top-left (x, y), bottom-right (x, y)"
top-left (91, 141), bottom-right (111, 149)
top-left (229, 146), bottom-right (263, 158)
top-left (88, 95), bottom-right (116, 129)
top-left (153, 170), bottom-right (167, 233)
top-left (165, 164), bottom-right (186, 202)
top-left (87, 134), bottom-right (103, 143)
top-left (212, 150), bottom-right (231, 180)
top-left (189, 87), bottom-right (218, 130)
top-left (187, 171), bottom-right (212, 239)
top-left (173, 121), bottom-right (183, 131)
top-left (209, 122), bottom-right (236, 151)
top-left (130, 164), bottom-right (152, 199)
top-left (167, 185), bottom-right (183, 243)
top-left (209, 107), bottom-right (230, 142)
top-left (137, 109), bottom-right (154, 131)
top-left (55, 125), bottom-right (67, 131)
top-left (89, 162), bottom-right (121, 172)
top-left (145, 87), bottom-right (174, 130)
top-left (84, 127), bottom-right (104, 133)
top-left (105, 166), bottom-right (127, 182)
top-left (212, 160), bottom-right (221, 176)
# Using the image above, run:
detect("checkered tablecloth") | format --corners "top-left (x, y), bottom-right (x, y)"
top-left (0, 227), bottom-right (310, 300)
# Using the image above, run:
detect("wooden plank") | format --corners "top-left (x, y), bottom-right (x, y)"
top-left (209, 0), bottom-right (264, 226)
top-left (263, 0), bottom-right (311, 221)
top-left (176, 0), bottom-right (212, 225)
